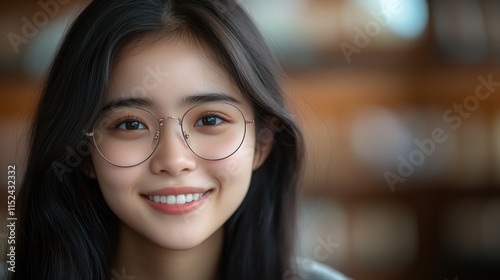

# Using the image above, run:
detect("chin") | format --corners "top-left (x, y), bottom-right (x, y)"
top-left (147, 228), bottom-right (216, 251)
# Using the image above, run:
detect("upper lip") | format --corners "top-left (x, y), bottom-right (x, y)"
top-left (142, 186), bottom-right (211, 196)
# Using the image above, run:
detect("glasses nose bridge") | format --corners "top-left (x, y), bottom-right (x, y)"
top-left (157, 115), bottom-right (188, 142)
top-left (159, 115), bottom-right (182, 125)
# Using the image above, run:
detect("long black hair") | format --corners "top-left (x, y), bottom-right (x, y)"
top-left (13, 0), bottom-right (304, 279)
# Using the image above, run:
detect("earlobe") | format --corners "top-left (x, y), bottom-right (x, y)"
top-left (252, 128), bottom-right (274, 170)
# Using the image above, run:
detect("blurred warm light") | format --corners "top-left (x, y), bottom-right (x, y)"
top-left (354, 0), bottom-right (429, 39)
top-left (350, 106), bottom-right (413, 174)
top-left (382, 0), bottom-right (429, 39)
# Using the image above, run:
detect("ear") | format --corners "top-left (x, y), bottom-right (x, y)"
top-left (81, 157), bottom-right (97, 179)
top-left (252, 126), bottom-right (274, 170)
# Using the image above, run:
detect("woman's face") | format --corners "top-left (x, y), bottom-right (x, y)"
top-left (89, 36), bottom-right (270, 250)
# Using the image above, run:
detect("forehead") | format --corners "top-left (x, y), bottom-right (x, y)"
top-left (106, 35), bottom-right (248, 111)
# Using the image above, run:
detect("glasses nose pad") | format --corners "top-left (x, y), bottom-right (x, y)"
top-left (152, 131), bottom-right (160, 149)
top-left (182, 131), bottom-right (190, 146)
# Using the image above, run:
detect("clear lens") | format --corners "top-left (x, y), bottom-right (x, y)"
top-left (182, 103), bottom-right (247, 160)
top-left (92, 107), bottom-right (160, 167)
top-left (90, 103), bottom-right (249, 167)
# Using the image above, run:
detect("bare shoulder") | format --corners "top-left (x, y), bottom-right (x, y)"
top-left (287, 258), bottom-right (351, 280)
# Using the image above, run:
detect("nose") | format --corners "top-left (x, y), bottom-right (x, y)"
top-left (149, 118), bottom-right (197, 175)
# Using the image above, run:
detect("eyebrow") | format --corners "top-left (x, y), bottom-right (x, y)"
top-left (178, 92), bottom-right (241, 107)
top-left (101, 97), bottom-right (155, 113)
top-left (101, 92), bottom-right (240, 113)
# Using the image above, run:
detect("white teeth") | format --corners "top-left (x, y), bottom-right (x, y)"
top-left (147, 193), bottom-right (205, 205)
top-left (167, 195), bottom-right (176, 205)
top-left (177, 195), bottom-right (186, 204)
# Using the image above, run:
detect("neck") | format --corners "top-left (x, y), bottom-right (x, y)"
top-left (112, 224), bottom-right (223, 280)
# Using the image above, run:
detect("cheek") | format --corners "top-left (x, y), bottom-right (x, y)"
top-left (211, 157), bottom-right (252, 190)
top-left (90, 151), bottom-right (142, 200)
top-left (90, 153), bottom-right (149, 232)
top-left (212, 136), bottom-right (256, 186)
top-left (206, 155), bottom-right (253, 225)
top-left (208, 141), bottom-right (256, 214)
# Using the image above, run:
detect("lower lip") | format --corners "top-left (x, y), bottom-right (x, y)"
top-left (143, 191), bottom-right (211, 215)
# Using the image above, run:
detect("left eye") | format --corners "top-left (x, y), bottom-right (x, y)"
top-left (194, 116), bottom-right (223, 126)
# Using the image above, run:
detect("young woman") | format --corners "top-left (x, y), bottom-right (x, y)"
top-left (12, 0), bottom-right (348, 279)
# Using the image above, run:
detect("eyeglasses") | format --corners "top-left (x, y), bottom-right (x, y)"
top-left (86, 102), bottom-right (254, 167)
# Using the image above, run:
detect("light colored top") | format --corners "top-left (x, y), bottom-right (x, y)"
top-left (294, 258), bottom-right (351, 280)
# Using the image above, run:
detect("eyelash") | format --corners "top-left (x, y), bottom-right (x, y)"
top-left (106, 109), bottom-right (232, 130)
top-left (113, 116), bottom-right (147, 130)
top-left (195, 112), bottom-right (230, 125)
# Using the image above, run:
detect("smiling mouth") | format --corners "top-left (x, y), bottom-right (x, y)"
top-left (142, 190), bottom-right (212, 205)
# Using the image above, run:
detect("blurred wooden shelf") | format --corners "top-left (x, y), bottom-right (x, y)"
top-left (0, 76), bottom-right (40, 118)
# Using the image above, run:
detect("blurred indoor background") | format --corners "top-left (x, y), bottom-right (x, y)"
top-left (1, 0), bottom-right (499, 279)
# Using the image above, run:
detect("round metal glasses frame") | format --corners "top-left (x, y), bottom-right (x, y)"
top-left (85, 103), bottom-right (255, 167)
